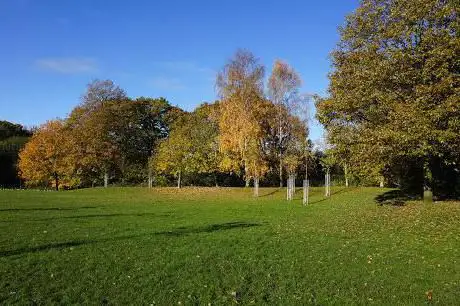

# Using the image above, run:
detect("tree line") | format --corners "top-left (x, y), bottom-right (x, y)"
top-left (10, 0), bottom-right (459, 199)
top-left (16, 59), bottom-right (322, 193)
top-left (0, 121), bottom-right (32, 187)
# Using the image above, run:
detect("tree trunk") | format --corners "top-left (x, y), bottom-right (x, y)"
top-left (325, 173), bottom-right (328, 197)
top-left (344, 163), bottom-right (349, 187)
top-left (379, 177), bottom-right (384, 188)
top-left (279, 158), bottom-right (283, 187)
top-left (244, 160), bottom-right (250, 187)
top-left (287, 174), bottom-right (295, 200)
top-left (254, 176), bottom-right (259, 197)
top-left (214, 172), bottom-right (219, 187)
top-left (279, 119), bottom-right (283, 188)
top-left (148, 168), bottom-right (153, 188)
top-left (54, 173), bottom-right (59, 191)
top-left (303, 179), bottom-right (309, 205)
top-left (286, 177), bottom-right (290, 200)
top-left (325, 170), bottom-right (330, 197)
top-left (305, 157), bottom-right (308, 181)
top-left (423, 160), bottom-right (433, 203)
top-left (104, 171), bottom-right (108, 188)
top-left (177, 170), bottom-right (182, 189)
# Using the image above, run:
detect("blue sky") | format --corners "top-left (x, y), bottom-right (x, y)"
top-left (0, 0), bottom-right (359, 141)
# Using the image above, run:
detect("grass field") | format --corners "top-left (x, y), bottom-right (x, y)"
top-left (0, 187), bottom-right (459, 305)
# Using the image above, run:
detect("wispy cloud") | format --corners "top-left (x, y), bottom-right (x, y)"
top-left (149, 77), bottom-right (186, 90)
top-left (35, 57), bottom-right (98, 74)
top-left (147, 61), bottom-right (216, 91)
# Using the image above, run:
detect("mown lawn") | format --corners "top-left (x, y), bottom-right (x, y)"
top-left (0, 187), bottom-right (459, 305)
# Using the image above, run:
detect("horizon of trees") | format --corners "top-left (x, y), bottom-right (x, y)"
top-left (5, 0), bottom-right (459, 199)
top-left (16, 55), bottom-right (321, 194)
top-left (0, 121), bottom-right (32, 188)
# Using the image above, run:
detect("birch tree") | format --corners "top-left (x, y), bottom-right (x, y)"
top-left (268, 60), bottom-right (303, 187)
top-left (216, 49), bottom-right (268, 192)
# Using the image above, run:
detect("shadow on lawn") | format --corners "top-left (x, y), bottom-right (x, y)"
top-left (158, 221), bottom-right (261, 236)
top-left (307, 187), bottom-right (358, 205)
top-left (375, 190), bottom-right (416, 206)
top-left (331, 187), bottom-right (358, 196)
top-left (259, 188), bottom-right (281, 197)
top-left (0, 206), bottom-right (99, 212)
top-left (48, 212), bottom-right (166, 220)
top-left (0, 221), bottom-right (261, 257)
top-left (0, 213), bottom-right (171, 223)
top-left (0, 240), bottom-right (94, 257)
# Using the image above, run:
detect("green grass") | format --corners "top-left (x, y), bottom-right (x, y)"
top-left (1, 187), bottom-right (459, 305)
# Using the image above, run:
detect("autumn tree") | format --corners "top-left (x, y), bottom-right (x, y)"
top-left (18, 120), bottom-right (76, 190)
top-left (153, 114), bottom-right (190, 188)
top-left (316, 0), bottom-right (459, 199)
top-left (268, 60), bottom-right (304, 187)
top-left (188, 103), bottom-right (222, 185)
top-left (216, 50), bottom-right (268, 194)
top-left (295, 94), bottom-right (313, 182)
top-left (64, 79), bottom-right (127, 187)
top-left (68, 101), bottom-right (122, 187)
top-left (283, 115), bottom-right (308, 183)
top-left (152, 103), bottom-right (221, 188)
top-left (80, 79), bottom-right (127, 112)
top-left (68, 96), bottom-right (180, 187)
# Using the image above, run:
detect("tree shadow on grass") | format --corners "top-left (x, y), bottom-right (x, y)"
top-left (0, 212), bottom-right (171, 223)
top-left (331, 187), bottom-right (358, 196)
top-left (0, 221), bottom-right (262, 257)
top-left (159, 221), bottom-right (261, 236)
top-left (0, 240), bottom-right (94, 257)
top-left (375, 190), bottom-right (417, 206)
top-left (259, 188), bottom-right (281, 197)
top-left (48, 212), bottom-right (167, 220)
top-left (301, 187), bottom-right (358, 205)
top-left (0, 206), bottom-right (99, 212)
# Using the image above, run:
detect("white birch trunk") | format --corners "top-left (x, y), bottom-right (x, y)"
top-left (303, 179), bottom-right (309, 206)
top-left (344, 163), bottom-right (349, 187)
top-left (148, 169), bottom-right (153, 188)
top-left (104, 171), bottom-right (108, 188)
top-left (177, 171), bottom-right (181, 189)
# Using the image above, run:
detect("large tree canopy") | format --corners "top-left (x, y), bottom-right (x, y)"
top-left (316, 0), bottom-right (459, 197)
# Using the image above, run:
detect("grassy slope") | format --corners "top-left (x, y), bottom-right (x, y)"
top-left (0, 187), bottom-right (459, 305)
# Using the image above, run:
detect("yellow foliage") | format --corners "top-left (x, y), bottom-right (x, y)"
top-left (18, 120), bottom-right (77, 189)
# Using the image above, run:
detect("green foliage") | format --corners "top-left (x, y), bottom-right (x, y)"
top-left (316, 0), bottom-right (460, 196)
top-left (0, 121), bottom-right (32, 187)
top-left (66, 93), bottom-right (180, 187)
top-left (152, 103), bottom-right (221, 186)
top-left (0, 121), bottom-right (31, 141)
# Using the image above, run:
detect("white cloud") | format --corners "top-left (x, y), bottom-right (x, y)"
top-left (35, 57), bottom-right (98, 74)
